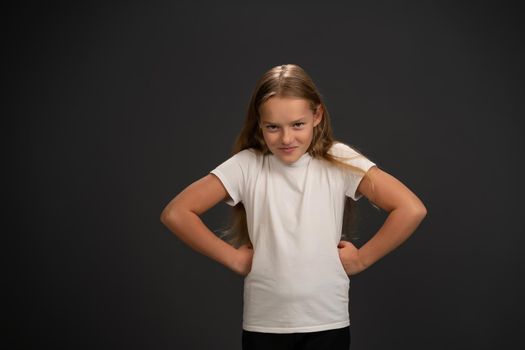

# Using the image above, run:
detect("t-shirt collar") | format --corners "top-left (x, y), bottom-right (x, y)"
top-left (270, 151), bottom-right (312, 168)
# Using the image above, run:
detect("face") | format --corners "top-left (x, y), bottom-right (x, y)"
top-left (259, 96), bottom-right (323, 165)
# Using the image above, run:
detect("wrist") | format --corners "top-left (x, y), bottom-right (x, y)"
top-left (356, 249), bottom-right (370, 271)
top-left (224, 245), bottom-right (240, 271)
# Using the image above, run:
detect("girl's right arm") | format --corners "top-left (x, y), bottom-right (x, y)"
top-left (160, 174), bottom-right (253, 276)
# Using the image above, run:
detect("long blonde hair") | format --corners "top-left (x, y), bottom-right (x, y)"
top-left (218, 64), bottom-right (377, 248)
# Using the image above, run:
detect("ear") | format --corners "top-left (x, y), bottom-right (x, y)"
top-left (313, 104), bottom-right (323, 127)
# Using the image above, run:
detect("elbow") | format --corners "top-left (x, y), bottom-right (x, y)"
top-left (160, 209), bottom-right (169, 224)
top-left (399, 201), bottom-right (427, 221)
top-left (160, 207), bottom-right (179, 226)
top-left (160, 204), bottom-right (192, 227)
top-left (414, 203), bottom-right (427, 221)
top-left (418, 208), bottom-right (427, 222)
top-left (160, 210), bottom-right (170, 226)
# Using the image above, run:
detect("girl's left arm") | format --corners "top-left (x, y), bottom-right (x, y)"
top-left (346, 165), bottom-right (427, 273)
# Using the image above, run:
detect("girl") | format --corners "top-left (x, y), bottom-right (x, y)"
top-left (160, 64), bottom-right (427, 350)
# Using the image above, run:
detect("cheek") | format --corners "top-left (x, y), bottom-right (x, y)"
top-left (261, 132), bottom-right (274, 144)
top-left (301, 128), bottom-right (314, 140)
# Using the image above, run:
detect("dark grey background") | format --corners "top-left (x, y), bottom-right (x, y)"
top-left (6, 1), bottom-right (524, 349)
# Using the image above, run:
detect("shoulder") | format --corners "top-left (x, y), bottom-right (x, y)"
top-left (217, 147), bottom-right (263, 170)
top-left (327, 141), bottom-right (362, 158)
top-left (231, 148), bottom-right (262, 163)
top-left (327, 141), bottom-right (376, 171)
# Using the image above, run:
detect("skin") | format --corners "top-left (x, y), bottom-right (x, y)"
top-left (160, 96), bottom-right (427, 277)
top-left (258, 96), bottom-right (323, 165)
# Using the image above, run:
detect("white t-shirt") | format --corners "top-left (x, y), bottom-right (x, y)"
top-left (210, 142), bottom-right (377, 333)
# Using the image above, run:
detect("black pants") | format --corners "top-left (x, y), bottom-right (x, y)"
top-left (242, 326), bottom-right (350, 350)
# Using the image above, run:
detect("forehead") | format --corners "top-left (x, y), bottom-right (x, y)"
top-left (259, 97), bottom-right (312, 122)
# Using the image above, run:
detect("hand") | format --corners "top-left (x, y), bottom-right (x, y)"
top-left (231, 243), bottom-right (254, 277)
top-left (338, 240), bottom-right (367, 276)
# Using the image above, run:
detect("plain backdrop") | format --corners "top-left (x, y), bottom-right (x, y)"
top-left (6, 1), bottom-right (524, 349)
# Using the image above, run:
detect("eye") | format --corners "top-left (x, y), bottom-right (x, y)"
top-left (294, 122), bottom-right (305, 128)
top-left (266, 125), bottom-right (278, 131)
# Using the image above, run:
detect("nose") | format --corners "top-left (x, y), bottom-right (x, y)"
top-left (281, 127), bottom-right (294, 145)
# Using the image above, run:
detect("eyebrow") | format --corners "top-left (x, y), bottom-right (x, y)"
top-left (261, 117), bottom-right (307, 125)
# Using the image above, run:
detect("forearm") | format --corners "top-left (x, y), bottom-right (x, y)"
top-left (161, 210), bottom-right (238, 270)
top-left (358, 207), bottom-right (426, 269)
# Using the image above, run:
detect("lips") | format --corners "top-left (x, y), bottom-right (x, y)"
top-left (279, 146), bottom-right (297, 154)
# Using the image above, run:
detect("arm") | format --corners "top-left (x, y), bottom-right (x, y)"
top-left (339, 166), bottom-right (427, 275)
top-left (160, 174), bottom-right (251, 275)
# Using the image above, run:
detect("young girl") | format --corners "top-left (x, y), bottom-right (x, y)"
top-left (160, 64), bottom-right (427, 350)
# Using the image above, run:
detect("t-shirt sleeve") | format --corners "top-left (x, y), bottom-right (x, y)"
top-left (209, 149), bottom-right (254, 206)
top-left (329, 142), bottom-right (377, 201)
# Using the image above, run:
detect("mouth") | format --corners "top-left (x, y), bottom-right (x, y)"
top-left (279, 146), bottom-right (297, 153)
